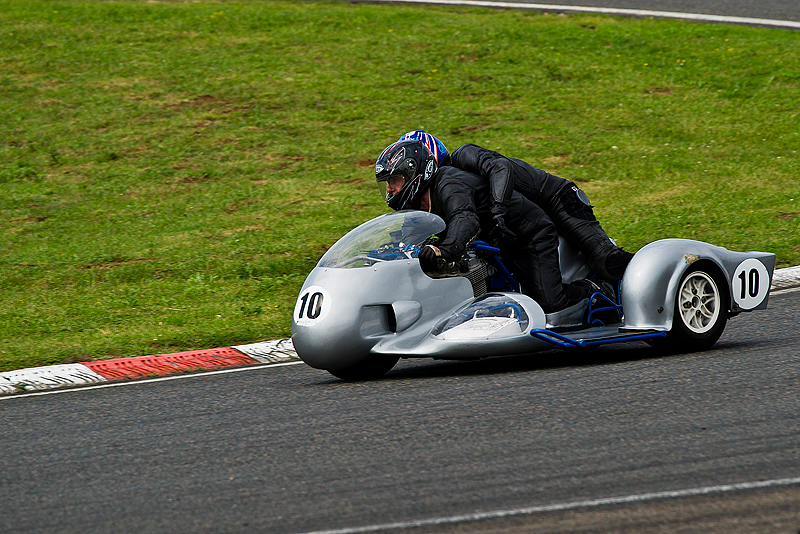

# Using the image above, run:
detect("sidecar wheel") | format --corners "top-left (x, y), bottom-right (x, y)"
top-left (328, 355), bottom-right (400, 381)
top-left (656, 265), bottom-right (727, 352)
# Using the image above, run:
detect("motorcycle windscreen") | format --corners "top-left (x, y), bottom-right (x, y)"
top-left (431, 294), bottom-right (530, 339)
top-left (317, 211), bottom-right (446, 269)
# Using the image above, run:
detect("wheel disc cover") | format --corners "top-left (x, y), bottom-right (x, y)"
top-left (677, 271), bottom-right (720, 334)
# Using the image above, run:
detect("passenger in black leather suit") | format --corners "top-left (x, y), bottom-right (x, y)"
top-left (394, 131), bottom-right (633, 282)
top-left (449, 143), bottom-right (634, 282)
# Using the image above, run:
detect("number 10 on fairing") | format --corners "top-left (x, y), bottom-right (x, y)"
top-left (293, 286), bottom-right (332, 326)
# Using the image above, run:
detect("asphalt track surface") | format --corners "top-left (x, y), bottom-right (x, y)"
top-left (488, 0), bottom-right (800, 23)
top-left (3, 289), bottom-right (799, 534)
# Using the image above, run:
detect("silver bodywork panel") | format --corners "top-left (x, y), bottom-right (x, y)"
top-left (621, 239), bottom-right (775, 331)
top-left (292, 260), bottom-right (475, 370)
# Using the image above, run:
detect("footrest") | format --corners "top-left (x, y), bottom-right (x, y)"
top-left (531, 328), bottom-right (667, 349)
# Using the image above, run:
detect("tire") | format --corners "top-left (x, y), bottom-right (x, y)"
top-left (660, 265), bottom-right (728, 352)
top-left (327, 355), bottom-right (400, 381)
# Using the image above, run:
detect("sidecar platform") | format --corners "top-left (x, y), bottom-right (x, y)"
top-left (530, 327), bottom-right (667, 349)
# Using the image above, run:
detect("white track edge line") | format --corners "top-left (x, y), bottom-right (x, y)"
top-left (300, 475), bottom-right (800, 534)
top-left (772, 285), bottom-right (800, 294)
top-left (0, 361), bottom-right (304, 401)
top-left (371, 0), bottom-right (800, 28)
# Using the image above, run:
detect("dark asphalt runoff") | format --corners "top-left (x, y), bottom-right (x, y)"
top-left (469, 0), bottom-right (800, 23)
top-left (3, 288), bottom-right (799, 534)
top-left (366, 0), bottom-right (800, 27)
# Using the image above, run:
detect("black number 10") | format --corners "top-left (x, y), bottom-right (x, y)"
top-left (298, 291), bottom-right (323, 319)
top-left (738, 269), bottom-right (759, 299)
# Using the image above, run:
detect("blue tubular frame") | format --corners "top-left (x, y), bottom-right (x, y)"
top-left (469, 240), bottom-right (664, 349)
top-left (470, 240), bottom-right (519, 292)
top-left (530, 329), bottom-right (667, 349)
top-left (585, 281), bottom-right (623, 327)
top-left (471, 240), bottom-right (625, 327)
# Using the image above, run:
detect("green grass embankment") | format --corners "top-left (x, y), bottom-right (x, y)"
top-left (1, 0), bottom-right (798, 371)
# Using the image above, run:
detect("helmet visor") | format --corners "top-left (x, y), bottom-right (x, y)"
top-left (376, 179), bottom-right (388, 201)
top-left (387, 158), bottom-right (418, 184)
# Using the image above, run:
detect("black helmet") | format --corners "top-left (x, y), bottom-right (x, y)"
top-left (375, 140), bottom-right (438, 211)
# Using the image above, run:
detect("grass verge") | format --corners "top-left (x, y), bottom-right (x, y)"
top-left (1, 0), bottom-right (798, 371)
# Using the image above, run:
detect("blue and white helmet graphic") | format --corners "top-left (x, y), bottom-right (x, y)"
top-left (397, 131), bottom-right (449, 166)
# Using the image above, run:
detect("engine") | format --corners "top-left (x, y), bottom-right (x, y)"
top-left (424, 250), bottom-right (493, 297)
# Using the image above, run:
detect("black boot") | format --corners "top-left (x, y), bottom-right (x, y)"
top-left (603, 248), bottom-right (635, 281)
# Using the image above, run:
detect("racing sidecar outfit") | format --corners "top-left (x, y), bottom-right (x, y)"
top-left (428, 166), bottom-right (592, 313)
top-left (449, 144), bottom-right (632, 281)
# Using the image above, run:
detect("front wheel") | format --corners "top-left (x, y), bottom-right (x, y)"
top-left (658, 265), bottom-right (728, 352)
top-left (328, 355), bottom-right (400, 381)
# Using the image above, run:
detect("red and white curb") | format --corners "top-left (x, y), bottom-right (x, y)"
top-left (0, 339), bottom-right (296, 396)
top-left (2, 267), bottom-right (799, 396)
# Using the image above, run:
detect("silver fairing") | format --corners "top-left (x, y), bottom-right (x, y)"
top-left (371, 291), bottom-right (551, 359)
top-left (621, 238), bottom-right (776, 331)
top-left (291, 211), bottom-right (552, 370)
top-left (292, 259), bottom-right (474, 370)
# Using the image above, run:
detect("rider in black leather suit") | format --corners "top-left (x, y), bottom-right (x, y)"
top-left (376, 138), bottom-right (600, 314)
top-left (428, 163), bottom-right (599, 313)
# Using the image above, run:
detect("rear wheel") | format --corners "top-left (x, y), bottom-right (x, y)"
top-left (660, 265), bottom-right (728, 352)
top-left (328, 355), bottom-right (400, 381)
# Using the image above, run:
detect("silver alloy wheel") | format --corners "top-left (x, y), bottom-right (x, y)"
top-left (677, 271), bottom-right (720, 334)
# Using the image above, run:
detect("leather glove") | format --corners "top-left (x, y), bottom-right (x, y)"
top-left (418, 244), bottom-right (446, 270)
top-left (489, 217), bottom-right (516, 247)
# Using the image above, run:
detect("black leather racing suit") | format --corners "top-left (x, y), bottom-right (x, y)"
top-left (449, 144), bottom-right (631, 281)
top-left (428, 165), bottom-right (591, 314)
